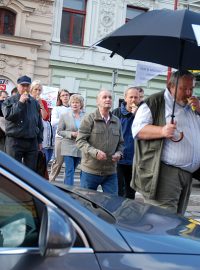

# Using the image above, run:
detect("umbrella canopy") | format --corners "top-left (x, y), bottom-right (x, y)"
top-left (97, 9), bottom-right (200, 70)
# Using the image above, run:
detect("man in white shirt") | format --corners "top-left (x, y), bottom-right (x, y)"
top-left (131, 70), bottom-right (200, 214)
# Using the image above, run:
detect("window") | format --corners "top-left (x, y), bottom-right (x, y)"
top-left (126, 6), bottom-right (148, 23)
top-left (60, 0), bottom-right (87, 46)
top-left (0, 9), bottom-right (16, 35)
top-left (0, 175), bottom-right (41, 247)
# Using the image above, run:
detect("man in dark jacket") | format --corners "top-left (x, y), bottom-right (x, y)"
top-left (112, 86), bottom-right (141, 199)
top-left (2, 75), bottom-right (43, 171)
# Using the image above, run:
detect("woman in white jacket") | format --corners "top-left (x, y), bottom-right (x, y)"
top-left (49, 89), bottom-right (70, 181)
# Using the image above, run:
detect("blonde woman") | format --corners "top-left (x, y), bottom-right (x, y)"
top-left (49, 89), bottom-right (70, 181)
top-left (30, 80), bottom-right (53, 166)
top-left (57, 94), bottom-right (84, 185)
top-left (30, 80), bottom-right (50, 121)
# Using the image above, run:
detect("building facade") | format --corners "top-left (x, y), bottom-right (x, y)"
top-left (50, 0), bottom-right (200, 111)
top-left (0, 0), bottom-right (54, 94)
top-left (1, 0), bottom-right (200, 104)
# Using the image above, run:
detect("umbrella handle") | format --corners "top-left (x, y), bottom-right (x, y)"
top-left (170, 131), bottom-right (184, 142)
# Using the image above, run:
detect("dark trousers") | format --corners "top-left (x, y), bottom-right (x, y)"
top-left (5, 137), bottom-right (38, 171)
top-left (117, 164), bottom-right (135, 199)
top-left (156, 162), bottom-right (192, 214)
top-left (145, 162), bottom-right (192, 215)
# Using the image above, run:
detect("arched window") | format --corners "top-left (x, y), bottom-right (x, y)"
top-left (60, 0), bottom-right (87, 46)
top-left (0, 9), bottom-right (16, 35)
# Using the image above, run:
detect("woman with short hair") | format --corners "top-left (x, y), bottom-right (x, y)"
top-left (57, 94), bottom-right (84, 185)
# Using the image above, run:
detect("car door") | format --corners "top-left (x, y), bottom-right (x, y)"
top-left (0, 168), bottom-right (101, 270)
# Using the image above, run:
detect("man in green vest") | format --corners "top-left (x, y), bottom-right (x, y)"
top-left (131, 70), bottom-right (200, 215)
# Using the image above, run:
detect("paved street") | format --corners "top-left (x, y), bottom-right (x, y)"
top-left (48, 163), bottom-right (200, 221)
top-left (185, 179), bottom-right (200, 220)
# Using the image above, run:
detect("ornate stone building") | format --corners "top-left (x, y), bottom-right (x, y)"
top-left (0, 0), bottom-right (54, 94)
top-left (1, 0), bottom-right (200, 102)
top-left (51, 0), bottom-right (200, 111)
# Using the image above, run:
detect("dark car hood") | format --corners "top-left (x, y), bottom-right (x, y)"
top-left (55, 184), bottom-right (200, 254)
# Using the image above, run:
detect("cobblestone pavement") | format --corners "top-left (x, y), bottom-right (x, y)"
top-left (48, 163), bottom-right (200, 221)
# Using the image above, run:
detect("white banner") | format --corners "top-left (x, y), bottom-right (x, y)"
top-left (192, 24), bottom-right (200, 46)
top-left (134, 62), bottom-right (167, 86)
top-left (41, 86), bottom-right (59, 108)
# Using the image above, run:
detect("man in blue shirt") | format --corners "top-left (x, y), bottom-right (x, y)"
top-left (112, 87), bottom-right (141, 199)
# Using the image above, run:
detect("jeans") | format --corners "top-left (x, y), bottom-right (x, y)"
top-left (64, 156), bottom-right (81, 185)
top-left (42, 148), bottom-right (53, 165)
top-left (80, 171), bottom-right (118, 195)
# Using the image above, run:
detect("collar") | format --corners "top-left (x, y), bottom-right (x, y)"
top-left (121, 101), bottom-right (133, 115)
top-left (99, 111), bottom-right (110, 124)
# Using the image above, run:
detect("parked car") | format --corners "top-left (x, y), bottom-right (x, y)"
top-left (1, 151), bottom-right (200, 270)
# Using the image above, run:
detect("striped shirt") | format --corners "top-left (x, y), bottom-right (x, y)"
top-left (132, 89), bottom-right (200, 173)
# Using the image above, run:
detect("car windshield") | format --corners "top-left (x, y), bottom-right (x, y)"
top-left (56, 185), bottom-right (116, 224)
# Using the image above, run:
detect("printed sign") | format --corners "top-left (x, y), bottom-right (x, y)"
top-left (0, 85), bottom-right (6, 90)
top-left (0, 77), bottom-right (15, 95)
top-left (192, 24), bottom-right (200, 46)
top-left (41, 86), bottom-right (59, 108)
top-left (134, 61), bottom-right (167, 86)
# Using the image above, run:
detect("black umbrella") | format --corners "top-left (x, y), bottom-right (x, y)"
top-left (97, 9), bottom-right (200, 70)
top-left (97, 9), bottom-right (200, 142)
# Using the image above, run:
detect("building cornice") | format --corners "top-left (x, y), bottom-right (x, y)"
top-left (0, 35), bottom-right (44, 48)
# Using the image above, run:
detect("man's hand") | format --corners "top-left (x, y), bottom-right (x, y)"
top-left (161, 123), bottom-right (177, 138)
top-left (112, 152), bottom-right (121, 162)
top-left (19, 93), bottom-right (29, 103)
top-left (188, 96), bottom-right (200, 113)
top-left (71, 131), bottom-right (78, 138)
top-left (131, 104), bottom-right (138, 114)
top-left (38, 144), bottom-right (43, 151)
top-left (96, 150), bottom-right (107, 160)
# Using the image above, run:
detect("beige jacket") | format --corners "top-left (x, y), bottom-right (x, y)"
top-left (76, 109), bottom-right (124, 175)
top-left (57, 109), bottom-right (85, 157)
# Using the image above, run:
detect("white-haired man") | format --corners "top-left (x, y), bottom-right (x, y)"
top-left (76, 89), bottom-right (124, 194)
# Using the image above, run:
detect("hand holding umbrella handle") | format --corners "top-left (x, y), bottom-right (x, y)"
top-left (170, 116), bottom-right (184, 142)
top-left (170, 131), bottom-right (184, 142)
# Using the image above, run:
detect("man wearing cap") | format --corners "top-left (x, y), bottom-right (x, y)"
top-left (2, 75), bottom-right (43, 171)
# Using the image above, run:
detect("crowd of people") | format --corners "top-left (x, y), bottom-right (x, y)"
top-left (1, 71), bottom-right (200, 216)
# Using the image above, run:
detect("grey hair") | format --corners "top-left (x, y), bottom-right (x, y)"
top-left (124, 87), bottom-right (142, 98)
top-left (168, 70), bottom-right (195, 88)
top-left (97, 88), bottom-right (111, 100)
top-left (69, 94), bottom-right (84, 109)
